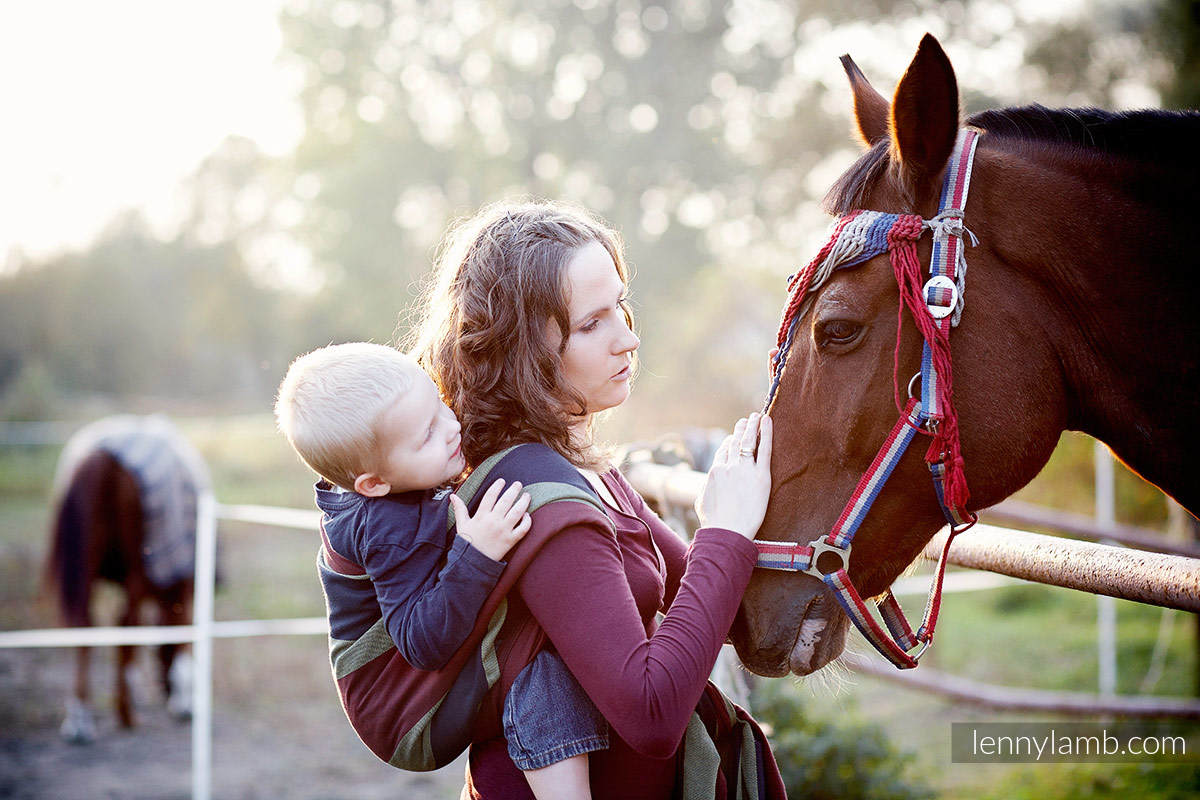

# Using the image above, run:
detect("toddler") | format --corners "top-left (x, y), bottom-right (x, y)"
top-left (275, 342), bottom-right (606, 800)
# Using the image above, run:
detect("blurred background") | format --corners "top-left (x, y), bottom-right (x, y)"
top-left (1, 0), bottom-right (1198, 798)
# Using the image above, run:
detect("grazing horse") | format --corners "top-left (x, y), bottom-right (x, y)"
top-left (46, 415), bottom-right (210, 742)
top-left (730, 35), bottom-right (1200, 678)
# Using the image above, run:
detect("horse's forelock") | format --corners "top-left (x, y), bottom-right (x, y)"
top-left (821, 140), bottom-right (892, 216)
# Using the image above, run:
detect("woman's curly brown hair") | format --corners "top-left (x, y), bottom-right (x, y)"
top-left (406, 200), bottom-right (634, 470)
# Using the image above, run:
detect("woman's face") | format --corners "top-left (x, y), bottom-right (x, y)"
top-left (555, 240), bottom-right (640, 417)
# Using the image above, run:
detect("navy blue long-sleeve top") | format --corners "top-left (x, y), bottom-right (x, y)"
top-left (315, 481), bottom-right (505, 671)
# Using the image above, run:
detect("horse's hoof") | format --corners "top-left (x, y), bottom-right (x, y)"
top-left (167, 694), bottom-right (193, 723)
top-left (60, 698), bottom-right (97, 745)
top-left (61, 727), bottom-right (96, 745)
top-left (166, 651), bottom-right (193, 721)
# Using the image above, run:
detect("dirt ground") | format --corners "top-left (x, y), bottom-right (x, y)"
top-left (0, 487), bottom-right (468, 800)
top-left (0, 642), bottom-right (468, 800)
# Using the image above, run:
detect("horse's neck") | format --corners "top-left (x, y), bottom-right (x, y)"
top-left (988, 147), bottom-right (1200, 508)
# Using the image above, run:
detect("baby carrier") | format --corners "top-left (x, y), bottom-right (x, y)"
top-left (317, 443), bottom-right (611, 771)
top-left (317, 442), bottom-right (787, 798)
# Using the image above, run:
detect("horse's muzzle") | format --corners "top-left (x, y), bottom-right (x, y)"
top-left (731, 571), bottom-right (850, 676)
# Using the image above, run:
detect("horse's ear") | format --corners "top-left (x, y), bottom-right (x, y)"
top-left (889, 34), bottom-right (960, 198)
top-left (840, 54), bottom-right (888, 147)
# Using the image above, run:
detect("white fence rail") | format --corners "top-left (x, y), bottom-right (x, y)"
top-left (0, 499), bottom-right (328, 800)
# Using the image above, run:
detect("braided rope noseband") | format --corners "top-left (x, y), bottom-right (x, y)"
top-left (756, 129), bottom-right (981, 669)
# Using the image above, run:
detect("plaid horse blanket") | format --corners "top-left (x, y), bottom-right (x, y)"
top-left (54, 415), bottom-right (211, 588)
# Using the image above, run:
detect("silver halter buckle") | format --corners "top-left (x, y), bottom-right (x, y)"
top-left (923, 275), bottom-right (958, 320)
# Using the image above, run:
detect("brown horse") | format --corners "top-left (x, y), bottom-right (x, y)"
top-left (46, 416), bottom-right (208, 741)
top-left (731, 35), bottom-right (1200, 678)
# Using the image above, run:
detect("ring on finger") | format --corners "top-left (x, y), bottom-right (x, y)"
top-left (738, 447), bottom-right (755, 458)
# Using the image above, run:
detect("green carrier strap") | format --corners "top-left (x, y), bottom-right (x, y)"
top-left (382, 443), bottom-right (612, 771)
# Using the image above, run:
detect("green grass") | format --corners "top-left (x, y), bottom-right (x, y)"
top-left (927, 583), bottom-right (1197, 697)
top-left (1010, 430), bottom-right (1172, 528)
top-left (0, 445), bottom-right (59, 500)
top-left (178, 413), bottom-right (319, 508)
top-left (964, 762), bottom-right (1200, 799)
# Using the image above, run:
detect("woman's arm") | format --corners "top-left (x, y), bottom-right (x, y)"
top-left (653, 518), bottom-right (688, 611)
top-left (516, 522), bottom-right (756, 758)
top-left (612, 411), bottom-right (773, 610)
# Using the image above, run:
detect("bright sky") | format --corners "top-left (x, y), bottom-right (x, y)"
top-left (0, 0), bottom-right (1101, 270)
top-left (0, 1), bottom-right (301, 265)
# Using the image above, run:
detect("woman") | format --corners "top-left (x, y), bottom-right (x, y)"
top-left (411, 200), bottom-right (780, 799)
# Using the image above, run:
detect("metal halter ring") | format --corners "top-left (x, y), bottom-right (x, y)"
top-left (804, 537), bottom-right (850, 579)
top-left (906, 371), bottom-right (922, 400)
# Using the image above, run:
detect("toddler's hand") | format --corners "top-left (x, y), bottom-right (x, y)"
top-left (449, 479), bottom-right (532, 562)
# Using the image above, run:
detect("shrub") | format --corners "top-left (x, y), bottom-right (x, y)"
top-left (751, 681), bottom-right (934, 800)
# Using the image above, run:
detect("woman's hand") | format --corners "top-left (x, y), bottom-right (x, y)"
top-left (695, 413), bottom-right (772, 539)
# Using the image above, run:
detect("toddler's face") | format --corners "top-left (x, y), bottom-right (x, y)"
top-left (371, 368), bottom-right (465, 492)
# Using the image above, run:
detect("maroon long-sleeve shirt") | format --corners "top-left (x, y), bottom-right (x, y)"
top-left (465, 468), bottom-right (759, 799)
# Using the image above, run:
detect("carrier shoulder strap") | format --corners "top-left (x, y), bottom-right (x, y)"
top-left (339, 442), bottom-right (615, 773)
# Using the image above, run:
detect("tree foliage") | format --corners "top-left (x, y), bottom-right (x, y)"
top-left (1, 0), bottom-right (1189, 424)
top-left (0, 207), bottom-right (291, 412)
top-left (1157, 0), bottom-right (1200, 109)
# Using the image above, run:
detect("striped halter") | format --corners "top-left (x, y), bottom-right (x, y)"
top-left (756, 129), bottom-right (981, 669)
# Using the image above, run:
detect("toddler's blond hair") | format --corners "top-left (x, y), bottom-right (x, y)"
top-left (275, 342), bottom-right (415, 490)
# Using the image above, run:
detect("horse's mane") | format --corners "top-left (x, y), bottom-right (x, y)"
top-left (968, 105), bottom-right (1200, 158)
top-left (825, 105), bottom-right (1200, 214)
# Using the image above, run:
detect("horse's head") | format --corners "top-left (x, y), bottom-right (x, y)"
top-left (732, 35), bottom-right (1070, 677)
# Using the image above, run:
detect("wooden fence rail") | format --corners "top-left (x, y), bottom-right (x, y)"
top-left (622, 461), bottom-right (1200, 613)
top-left (622, 460), bottom-right (1200, 717)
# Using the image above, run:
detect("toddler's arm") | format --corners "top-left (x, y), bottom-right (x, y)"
top-left (375, 479), bottom-right (531, 671)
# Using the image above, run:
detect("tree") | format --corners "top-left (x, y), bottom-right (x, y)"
top-left (4, 0), bottom-right (1165, 421)
top-left (1156, 0), bottom-right (1200, 109)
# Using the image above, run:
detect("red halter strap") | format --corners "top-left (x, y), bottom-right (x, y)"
top-left (757, 129), bottom-right (980, 669)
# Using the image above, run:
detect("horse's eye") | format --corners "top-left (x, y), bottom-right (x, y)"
top-left (818, 319), bottom-right (862, 346)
